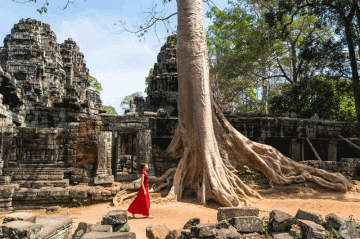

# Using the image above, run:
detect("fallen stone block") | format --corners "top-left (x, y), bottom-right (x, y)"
top-left (102, 210), bottom-right (128, 225)
top-left (180, 229), bottom-right (191, 239)
top-left (146, 222), bottom-right (171, 239)
top-left (3, 212), bottom-right (37, 223)
top-left (217, 207), bottom-right (259, 221)
top-left (215, 220), bottom-right (232, 229)
top-left (297, 219), bottom-right (325, 239)
top-left (165, 229), bottom-right (182, 239)
top-left (242, 232), bottom-right (260, 239)
top-left (183, 217), bottom-right (200, 229)
top-left (296, 208), bottom-right (323, 224)
top-left (92, 224), bottom-right (113, 233)
top-left (190, 223), bottom-right (216, 238)
top-left (269, 209), bottom-right (295, 231)
top-left (228, 216), bottom-right (264, 233)
top-left (289, 228), bottom-right (302, 238)
top-left (36, 215), bottom-right (73, 239)
top-left (112, 222), bottom-right (130, 232)
top-left (73, 222), bottom-right (93, 239)
top-left (338, 222), bottom-right (360, 239)
top-left (0, 220), bottom-right (43, 239)
top-left (46, 206), bottom-right (61, 213)
top-left (270, 231), bottom-right (294, 239)
top-left (81, 231), bottom-right (136, 239)
top-left (325, 213), bottom-right (345, 230)
top-left (215, 227), bottom-right (241, 239)
top-left (94, 175), bottom-right (114, 185)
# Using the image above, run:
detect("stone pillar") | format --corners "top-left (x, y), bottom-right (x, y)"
top-left (94, 131), bottom-right (114, 184)
top-left (136, 129), bottom-right (154, 176)
top-left (327, 140), bottom-right (338, 161)
top-left (289, 138), bottom-right (300, 162)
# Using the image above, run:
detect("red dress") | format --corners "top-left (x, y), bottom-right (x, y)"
top-left (127, 172), bottom-right (150, 216)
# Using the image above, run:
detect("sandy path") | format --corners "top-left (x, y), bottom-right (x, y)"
top-left (4, 190), bottom-right (360, 239)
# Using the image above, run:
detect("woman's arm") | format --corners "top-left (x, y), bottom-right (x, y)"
top-left (141, 173), bottom-right (146, 195)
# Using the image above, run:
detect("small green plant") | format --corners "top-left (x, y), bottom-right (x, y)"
top-left (11, 207), bottom-right (17, 212)
top-left (328, 228), bottom-right (341, 239)
top-left (221, 212), bottom-right (227, 220)
top-left (349, 215), bottom-right (356, 225)
top-left (239, 165), bottom-right (259, 179)
top-left (296, 233), bottom-right (301, 239)
top-left (76, 202), bottom-right (83, 207)
top-left (259, 226), bottom-right (269, 234)
top-left (42, 85), bottom-right (48, 95)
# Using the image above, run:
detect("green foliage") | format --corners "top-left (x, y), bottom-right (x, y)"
top-left (259, 225), bottom-right (269, 234)
top-left (11, 207), bottom-right (17, 212)
top-left (42, 85), bottom-right (48, 96)
top-left (349, 215), bottom-right (357, 225)
top-left (103, 106), bottom-right (118, 115)
top-left (145, 68), bottom-right (154, 93)
top-left (76, 202), bottom-right (83, 207)
top-left (221, 212), bottom-right (227, 220)
top-left (269, 75), bottom-right (357, 136)
top-left (120, 92), bottom-right (144, 111)
top-left (89, 75), bottom-right (103, 93)
top-left (328, 228), bottom-right (341, 239)
top-left (239, 165), bottom-right (259, 179)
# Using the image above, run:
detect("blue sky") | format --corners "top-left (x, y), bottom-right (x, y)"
top-left (0, 0), bottom-right (229, 114)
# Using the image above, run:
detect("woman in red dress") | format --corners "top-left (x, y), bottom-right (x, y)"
top-left (127, 163), bottom-right (154, 218)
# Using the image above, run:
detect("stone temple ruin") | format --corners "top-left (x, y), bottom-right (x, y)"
top-left (0, 19), bottom-right (358, 212)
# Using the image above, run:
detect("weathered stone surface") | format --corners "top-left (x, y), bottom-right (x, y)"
top-left (180, 229), bottom-right (191, 239)
top-left (165, 229), bottom-right (182, 239)
top-left (228, 216), bottom-right (264, 233)
top-left (190, 223), bottom-right (216, 238)
top-left (270, 231), bottom-right (294, 239)
top-left (82, 231), bottom-right (136, 239)
top-left (46, 206), bottom-right (61, 212)
top-left (215, 220), bottom-right (232, 229)
top-left (269, 209), bottom-right (295, 231)
top-left (289, 228), bottom-right (302, 239)
top-left (3, 212), bottom-right (37, 223)
top-left (183, 217), bottom-right (200, 229)
top-left (215, 227), bottom-right (241, 239)
top-left (338, 222), bottom-right (360, 239)
top-left (217, 207), bottom-right (259, 221)
top-left (36, 215), bottom-right (73, 239)
top-left (296, 208), bottom-right (323, 224)
top-left (297, 219), bottom-right (325, 239)
top-left (0, 220), bottom-right (43, 239)
top-left (325, 213), bottom-right (345, 230)
top-left (92, 224), bottom-right (113, 233)
top-left (73, 222), bottom-right (93, 239)
top-left (102, 210), bottom-right (128, 225)
top-left (146, 222), bottom-right (171, 239)
top-left (112, 223), bottom-right (130, 232)
top-left (242, 232), bottom-right (260, 239)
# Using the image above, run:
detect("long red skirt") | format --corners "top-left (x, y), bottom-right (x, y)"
top-left (127, 186), bottom-right (150, 216)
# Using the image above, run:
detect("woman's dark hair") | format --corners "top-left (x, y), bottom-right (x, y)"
top-left (139, 163), bottom-right (147, 172)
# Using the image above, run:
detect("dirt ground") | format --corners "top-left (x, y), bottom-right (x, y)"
top-left (0, 186), bottom-right (358, 239)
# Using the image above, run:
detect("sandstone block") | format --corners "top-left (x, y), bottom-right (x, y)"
top-left (3, 212), bottom-right (37, 223)
top-left (94, 175), bottom-right (114, 185)
top-left (0, 220), bottom-right (43, 239)
top-left (270, 231), bottom-right (294, 239)
top-left (146, 222), bottom-right (171, 239)
top-left (215, 220), bottom-right (232, 229)
top-left (228, 216), bottom-right (264, 233)
top-left (215, 227), bottom-right (241, 239)
top-left (82, 232), bottom-right (136, 239)
top-left (102, 210), bottom-right (128, 225)
top-left (180, 229), bottom-right (191, 239)
top-left (338, 222), bottom-right (360, 239)
top-left (217, 207), bottom-right (259, 221)
top-left (269, 209), bottom-right (295, 231)
top-left (297, 219), bottom-right (325, 239)
top-left (183, 217), bottom-right (200, 229)
top-left (289, 228), bottom-right (302, 238)
top-left (73, 222), bottom-right (93, 239)
top-left (190, 223), bottom-right (216, 238)
top-left (242, 232), bottom-right (260, 238)
top-left (112, 223), bottom-right (130, 232)
top-left (36, 215), bottom-right (73, 239)
top-left (325, 213), bottom-right (345, 230)
top-left (165, 229), bottom-right (182, 239)
top-left (46, 206), bottom-right (61, 213)
top-left (92, 224), bottom-right (113, 233)
top-left (296, 208), bottom-right (323, 224)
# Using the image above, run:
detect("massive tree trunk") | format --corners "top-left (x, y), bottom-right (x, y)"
top-left (114, 0), bottom-right (353, 208)
top-left (152, 0), bottom-right (353, 207)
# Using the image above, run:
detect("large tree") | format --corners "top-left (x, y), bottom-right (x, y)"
top-left (22, 0), bottom-right (353, 206)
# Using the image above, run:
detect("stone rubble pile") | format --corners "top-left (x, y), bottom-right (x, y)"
top-left (144, 207), bottom-right (360, 239)
top-left (0, 212), bottom-right (72, 239)
top-left (73, 209), bottom-right (136, 239)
